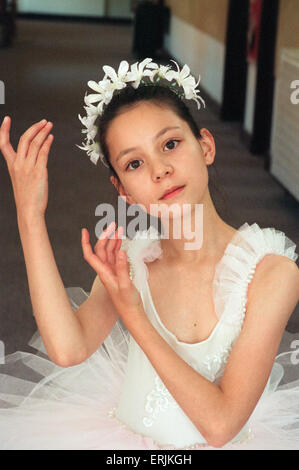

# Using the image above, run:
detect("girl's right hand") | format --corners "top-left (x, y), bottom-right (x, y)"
top-left (81, 223), bottom-right (143, 319)
top-left (0, 116), bottom-right (54, 222)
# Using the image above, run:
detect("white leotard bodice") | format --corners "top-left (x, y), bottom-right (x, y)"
top-left (114, 222), bottom-right (298, 448)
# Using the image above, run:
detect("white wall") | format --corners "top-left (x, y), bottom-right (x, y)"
top-left (164, 14), bottom-right (226, 105)
top-left (243, 61), bottom-right (257, 135)
top-left (107, 0), bottom-right (133, 18)
top-left (270, 48), bottom-right (299, 201)
top-left (17, 0), bottom-right (133, 18)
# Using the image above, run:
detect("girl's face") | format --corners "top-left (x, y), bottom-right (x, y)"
top-left (106, 101), bottom-right (215, 216)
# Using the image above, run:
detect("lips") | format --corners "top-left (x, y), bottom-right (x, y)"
top-left (160, 185), bottom-right (185, 200)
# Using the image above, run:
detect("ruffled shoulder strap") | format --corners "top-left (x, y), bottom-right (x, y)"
top-left (120, 226), bottom-right (163, 292)
top-left (213, 222), bottom-right (298, 327)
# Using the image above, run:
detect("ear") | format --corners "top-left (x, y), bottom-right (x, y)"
top-left (197, 128), bottom-right (215, 166)
top-left (110, 176), bottom-right (136, 205)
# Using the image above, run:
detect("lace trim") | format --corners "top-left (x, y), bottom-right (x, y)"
top-left (142, 375), bottom-right (179, 428)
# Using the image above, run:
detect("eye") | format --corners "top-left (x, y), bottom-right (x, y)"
top-left (125, 139), bottom-right (180, 171)
top-left (125, 159), bottom-right (142, 171)
top-left (164, 139), bottom-right (180, 151)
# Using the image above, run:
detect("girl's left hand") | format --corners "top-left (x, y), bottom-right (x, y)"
top-left (81, 222), bottom-right (143, 324)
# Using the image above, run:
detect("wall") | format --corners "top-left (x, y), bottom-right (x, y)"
top-left (243, 62), bottom-right (257, 135)
top-left (269, 0), bottom-right (299, 149)
top-left (275, 0), bottom-right (299, 77)
top-left (269, 1), bottom-right (299, 198)
top-left (17, 0), bottom-right (105, 17)
top-left (164, 0), bottom-right (229, 104)
top-left (244, 0), bottom-right (299, 135)
top-left (165, 0), bottom-right (228, 44)
top-left (107, 0), bottom-right (133, 18)
top-left (17, 0), bottom-right (133, 18)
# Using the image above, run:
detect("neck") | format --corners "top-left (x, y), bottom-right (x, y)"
top-left (159, 190), bottom-right (236, 264)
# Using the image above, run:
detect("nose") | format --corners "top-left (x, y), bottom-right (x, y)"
top-left (152, 160), bottom-right (173, 181)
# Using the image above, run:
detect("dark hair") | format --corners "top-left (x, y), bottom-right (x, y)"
top-left (97, 83), bottom-right (228, 218)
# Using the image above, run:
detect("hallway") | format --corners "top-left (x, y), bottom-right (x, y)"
top-left (0, 19), bottom-right (298, 354)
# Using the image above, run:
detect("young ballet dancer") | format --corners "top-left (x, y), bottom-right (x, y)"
top-left (0, 58), bottom-right (298, 450)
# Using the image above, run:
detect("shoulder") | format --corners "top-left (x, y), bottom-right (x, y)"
top-left (247, 253), bottom-right (299, 325)
top-left (256, 253), bottom-right (299, 278)
top-left (252, 253), bottom-right (299, 288)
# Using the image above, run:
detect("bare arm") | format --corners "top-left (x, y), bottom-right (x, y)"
top-left (18, 215), bottom-right (120, 366)
top-left (17, 215), bottom-right (87, 366)
top-left (116, 254), bottom-right (299, 447)
top-left (0, 117), bottom-right (119, 367)
top-left (72, 273), bottom-right (120, 360)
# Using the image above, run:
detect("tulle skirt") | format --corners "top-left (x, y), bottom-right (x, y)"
top-left (0, 287), bottom-right (299, 450)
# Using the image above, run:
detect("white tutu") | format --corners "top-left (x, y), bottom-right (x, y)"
top-left (0, 222), bottom-right (298, 450)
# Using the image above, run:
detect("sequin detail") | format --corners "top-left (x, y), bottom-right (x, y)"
top-left (142, 376), bottom-right (179, 427)
top-left (129, 261), bottom-right (134, 281)
top-left (202, 344), bottom-right (233, 381)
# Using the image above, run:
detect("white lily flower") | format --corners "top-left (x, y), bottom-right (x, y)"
top-left (103, 60), bottom-right (129, 82)
top-left (166, 60), bottom-right (205, 109)
top-left (84, 103), bottom-right (98, 117)
top-left (125, 58), bottom-right (154, 88)
top-left (84, 79), bottom-right (110, 107)
top-left (86, 124), bottom-right (98, 141)
top-left (76, 141), bottom-right (100, 165)
top-left (97, 100), bottom-right (106, 114)
top-left (78, 113), bottom-right (97, 130)
top-left (191, 89), bottom-right (206, 109)
top-left (85, 93), bottom-right (103, 105)
top-left (87, 78), bottom-right (110, 94)
top-left (167, 61), bottom-right (195, 93)
top-left (102, 61), bottom-right (129, 94)
top-left (147, 63), bottom-right (172, 82)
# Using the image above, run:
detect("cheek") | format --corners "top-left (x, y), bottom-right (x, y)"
top-left (123, 179), bottom-right (152, 205)
top-left (189, 158), bottom-right (209, 192)
top-left (184, 151), bottom-right (206, 178)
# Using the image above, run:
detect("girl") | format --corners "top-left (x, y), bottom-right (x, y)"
top-left (0, 58), bottom-right (298, 450)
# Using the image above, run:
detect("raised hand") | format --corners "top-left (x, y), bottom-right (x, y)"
top-left (0, 116), bottom-right (54, 222)
top-left (81, 222), bottom-right (143, 323)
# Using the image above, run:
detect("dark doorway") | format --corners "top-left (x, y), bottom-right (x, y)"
top-left (220, 0), bottom-right (249, 122)
top-left (250, 0), bottom-right (280, 167)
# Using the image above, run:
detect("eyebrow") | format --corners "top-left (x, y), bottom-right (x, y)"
top-left (116, 126), bottom-right (181, 162)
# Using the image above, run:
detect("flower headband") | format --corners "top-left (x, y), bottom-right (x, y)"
top-left (77, 57), bottom-right (205, 167)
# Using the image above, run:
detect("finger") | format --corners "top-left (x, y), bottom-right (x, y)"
top-left (0, 116), bottom-right (16, 167)
top-left (99, 221), bottom-right (116, 241)
top-left (96, 222), bottom-right (117, 263)
top-left (114, 227), bottom-right (124, 251)
top-left (116, 250), bottom-right (131, 290)
top-left (16, 119), bottom-right (48, 161)
top-left (106, 225), bottom-right (124, 265)
top-left (81, 228), bottom-right (115, 283)
top-left (114, 225), bottom-right (125, 254)
top-left (35, 133), bottom-right (54, 170)
top-left (25, 121), bottom-right (53, 168)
